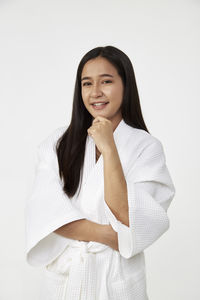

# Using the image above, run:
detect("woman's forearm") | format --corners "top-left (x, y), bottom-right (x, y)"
top-left (103, 145), bottom-right (129, 226)
top-left (54, 219), bottom-right (106, 243)
top-left (54, 219), bottom-right (119, 251)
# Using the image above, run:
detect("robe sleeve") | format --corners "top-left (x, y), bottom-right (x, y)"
top-left (104, 138), bottom-right (176, 259)
top-left (24, 128), bottom-right (87, 267)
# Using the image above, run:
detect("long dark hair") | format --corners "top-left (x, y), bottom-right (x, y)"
top-left (56, 45), bottom-right (149, 198)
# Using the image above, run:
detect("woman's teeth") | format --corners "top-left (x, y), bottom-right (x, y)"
top-left (92, 102), bottom-right (109, 110)
top-left (93, 102), bottom-right (106, 106)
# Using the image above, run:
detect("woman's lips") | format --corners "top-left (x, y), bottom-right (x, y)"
top-left (91, 102), bottom-right (109, 110)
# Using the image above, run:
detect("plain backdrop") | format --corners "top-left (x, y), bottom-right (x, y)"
top-left (0, 0), bottom-right (199, 299)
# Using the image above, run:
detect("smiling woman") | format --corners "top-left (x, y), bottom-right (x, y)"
top-left (81, 56), bottom-right (124, 130)
top-left (25, 45), bottom-right (176, 300)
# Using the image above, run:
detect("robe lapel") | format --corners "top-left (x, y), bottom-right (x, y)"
top-left (77, 118), bottom-right (134, 221)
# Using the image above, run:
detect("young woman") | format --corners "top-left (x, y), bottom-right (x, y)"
top-left (25, 45), bottom-right (176, 300)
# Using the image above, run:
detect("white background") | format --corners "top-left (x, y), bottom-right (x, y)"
top-left (0, 0), bottom-right (199, 299)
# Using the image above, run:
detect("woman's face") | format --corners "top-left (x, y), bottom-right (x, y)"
top-left (81, 56), bottom-right (124, 128)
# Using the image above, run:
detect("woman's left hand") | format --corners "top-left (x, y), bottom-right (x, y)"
top-left (87, 116), bottom-right (115, 155)
top-left (102, 224), bottom-right (119, 252)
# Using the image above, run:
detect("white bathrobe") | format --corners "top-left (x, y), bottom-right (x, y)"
top-left (25, 118), bottom-right (176, 300)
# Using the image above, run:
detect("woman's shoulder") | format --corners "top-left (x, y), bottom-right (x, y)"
top-left (125, 124), bottom-right (163, 152)
top-left (39, 125), bottom-right (67, 144)
top-left (37, 125), bottom-right (68, 158)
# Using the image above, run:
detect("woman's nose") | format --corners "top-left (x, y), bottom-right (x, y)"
top-left (90, 84), bottom-right (103, 97)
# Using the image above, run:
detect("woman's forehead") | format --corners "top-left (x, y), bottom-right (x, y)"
top-left (81, 58), bottom-right (117, 78)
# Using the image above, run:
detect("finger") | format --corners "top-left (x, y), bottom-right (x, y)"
top-left (92, 119), bottom-right (100, 125)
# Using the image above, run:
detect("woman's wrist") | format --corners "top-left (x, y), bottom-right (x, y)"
top-left (95, 224), bottom-right (119, 251)
top-left (82, 221), bottom-right (115, 246)
top-left (103, 224), bottom-right (119, 251)
top-left (91, 222), bottom-right (108, 244)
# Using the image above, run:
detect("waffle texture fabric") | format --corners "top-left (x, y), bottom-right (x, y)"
top-left (25, 118), bottom-right (176, 299)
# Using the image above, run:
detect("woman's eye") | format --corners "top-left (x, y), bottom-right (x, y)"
top-left (82, 82), bottom-right (91, 86)
top-left (82, 80), bottom-right (112, 87)
top-left (103, 80), bottom-right (112, 84)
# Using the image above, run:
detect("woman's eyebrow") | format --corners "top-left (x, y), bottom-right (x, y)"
top-left (81, 74), bottom-right (114, 81)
